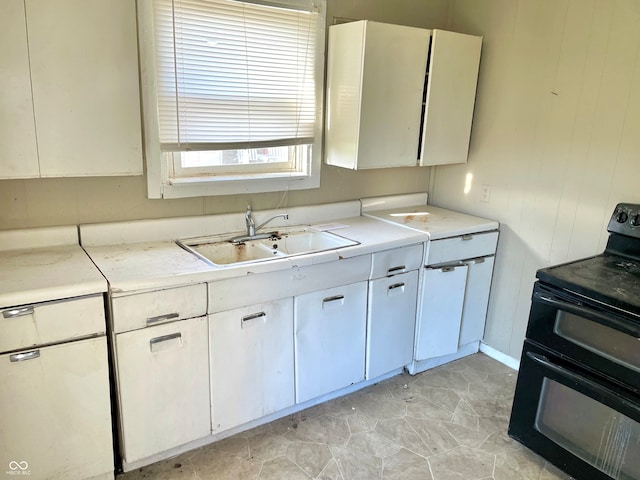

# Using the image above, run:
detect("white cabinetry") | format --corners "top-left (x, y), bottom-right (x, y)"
top-left (366, 244), bottom-right (423, 379)
top-left (294, 282), bottom-right (368, 403)
top-left (325, 21), bottom-right (481, 170)
top-left (0, 296), bottom-right (113, 480)
top-left (0, 0), bottom-right (142, 179)
top-left (111, 284), bottom-right (209, 466)
top-left (209, 299), bottom-right (294, 433)
top-left (415, 231), bottom-right (498, 362)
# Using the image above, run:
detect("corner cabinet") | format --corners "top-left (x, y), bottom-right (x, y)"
top-left (325, 21), bottom-right (481, 169)
top-left (0, 0), bottom-right (142, 179)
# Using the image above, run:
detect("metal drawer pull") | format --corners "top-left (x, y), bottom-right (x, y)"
top-left (323, 295), bottom-right (345, 304)
top-left (146, 312), bottom-right (180, 325)
top-left (149, 333), bottom-right (182, 347)
top-left (388, 282), bottom-right (405, 290)
top-left (242, 312), bottom-right (266, 322)
top-left (461, 234), bottom-right (473, 241)
top-left (441, 266), bottom-right (456, 272)
top-left (3, 306), bottom-right (34, 318)
top-left (387, 265), bottom-right (406, 274)
top-left (10, 350), bottom-right (40, 362)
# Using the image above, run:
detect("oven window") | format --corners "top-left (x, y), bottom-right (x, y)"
top-left (554, 311), bottom-right (640, 373)
top-left (535, 378), bottom-right (640, 480)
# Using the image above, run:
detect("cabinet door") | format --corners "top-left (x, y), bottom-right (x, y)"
top-left (294, 282), bottom-right (368, 403)
top-left (366, 271), bottom-right (418, 379)
top-left (26, 0), bottom-right (142, 176)
top-left (416, 264), bottom-right (468, 360)
top-left (209, 299), bottom-right (294, 433)
top-left (0, 337), bottom-right (113, 480)
top-left (0, 0), bottom-right (39, 179)
top-left (459, 256), bottom-right (495, 346)
top-left (116, 316), bottom-right (210, 463)
top-left (419, 30), bottom-right (482, 166)
top-left (325, 21), bottom-right (430, 169)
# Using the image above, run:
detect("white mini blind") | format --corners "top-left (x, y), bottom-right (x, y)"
top-left (152, 0), bottom-right (320, 152)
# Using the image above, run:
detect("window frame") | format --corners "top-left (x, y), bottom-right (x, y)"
top-left (137, 0), bottom-right (326, 199)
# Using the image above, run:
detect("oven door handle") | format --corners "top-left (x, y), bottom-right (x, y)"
top-left (526, 351), bottom-right (640, 416)
top-left (535, 292), bottom-right (640, 338)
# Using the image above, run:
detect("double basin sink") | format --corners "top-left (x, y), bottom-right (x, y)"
top-left (177, 227), bottom-right (359, 267)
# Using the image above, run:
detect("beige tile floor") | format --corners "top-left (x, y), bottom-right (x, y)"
top-left (118, 353), bottom-right (573, 480)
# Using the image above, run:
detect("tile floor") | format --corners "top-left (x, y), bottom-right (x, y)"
top-left (118, 353), bottom-right (573, 480)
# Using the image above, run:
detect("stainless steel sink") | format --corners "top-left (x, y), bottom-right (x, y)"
top-left (177, 228), bottom-right (359, 266)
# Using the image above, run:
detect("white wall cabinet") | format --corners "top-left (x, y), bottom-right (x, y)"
top-left (294, 282), bottom-right (368, 403)
top-left (325, 21), bottom-right (481, 170)
top-left (209, 299), bottom-right (295, 433)
top-left (115, 316), bottom-right (210, 464)
top-left (0, 337), bottom-right (113, 480)
top-left (0, 0), bottom-right (142, 179)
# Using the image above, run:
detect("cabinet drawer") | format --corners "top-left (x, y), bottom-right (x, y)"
top-left (111, 283), bottom-right (207, 333)
top-left (0, 295), bottom-right (105, 352)
top-left (370, 243), bottom-right (424, 279)
top-left (426, 231), bottom-right (498, 265)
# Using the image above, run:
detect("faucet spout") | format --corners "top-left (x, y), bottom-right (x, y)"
top-left (238, 205), bottom-right (288, 242)
top-left (256, 213), bottom-right (289, 232)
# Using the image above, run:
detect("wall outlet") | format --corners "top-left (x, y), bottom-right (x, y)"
top-left (480, 184), bottom-right (491, 203)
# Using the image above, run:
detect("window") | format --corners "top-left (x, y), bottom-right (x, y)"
top-left (137, 0), bottom-right (326, 198)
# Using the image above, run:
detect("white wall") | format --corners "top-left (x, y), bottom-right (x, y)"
top-left (432, 0), bottom-right (640, 361)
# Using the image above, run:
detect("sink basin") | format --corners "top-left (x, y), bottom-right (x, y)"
top-left (177, 228), bottom-right (359, 266)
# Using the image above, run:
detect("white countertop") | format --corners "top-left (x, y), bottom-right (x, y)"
top-left (0, 227), bottom-right (108, 307)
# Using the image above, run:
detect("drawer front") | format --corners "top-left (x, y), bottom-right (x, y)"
top-left (426, 231), bottom-right (498, 265)
top-left (112, 283), bottom-right (207, 333)
top-left (0, 295), bottom-right (105, 352)
top-left (370, 243), bottom-right (424, 279)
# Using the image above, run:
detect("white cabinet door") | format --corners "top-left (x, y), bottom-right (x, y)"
top-left (419, 30), bottom-right (482, 166)
top-left (294, 282), bottom-right (368, 403)
top-left (0, 337), bottom-right (113, 480)
top-left (116, 316), bottom-right (210, 463)
top-left (209, 298), bottom-right (294, 433)
top-left (325, 21), bottom-right (430, 169)
top-left (0, 0), bottom-right (39, 179)
top-left (459, 256), bottom-right (495, 346)
top-left (416, 264), bottom-right (468, 360)
top-left (25, 0), bottom-right (142, 176)
top-left (366, 271), bottom-right (418, 379)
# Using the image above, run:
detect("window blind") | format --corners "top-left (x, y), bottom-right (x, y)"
top-left (152, 0), bottom-right (320, 152)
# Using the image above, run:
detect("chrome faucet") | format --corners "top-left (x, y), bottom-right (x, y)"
top-left (233, 205), bottom-right (288, 243)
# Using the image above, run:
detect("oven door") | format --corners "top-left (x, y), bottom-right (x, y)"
top-left (527, 282), bottom-right (640, 392)
top-left (509, 340), bottom-right (640, 480)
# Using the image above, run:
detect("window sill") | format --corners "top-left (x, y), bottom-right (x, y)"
top-left (152, 172), bottom-right (320, 199)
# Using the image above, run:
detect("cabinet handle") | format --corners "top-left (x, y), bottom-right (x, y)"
top-left (388, 282), bottom-right (405, 290)
top-left (323, 295), bottom-right (344, 304)
top-left (3, 306), bottom-right (34, 319)
top-left (387, 265), bottom-right (406, 274)
top-left (149, 332), bottom-right (182, 347)
top-left (441, 266), bottom-right (456, 272)
top-left (242, 312), bottom-right (266, 322)
top-left (10, 350), bottom-right (40, 362)
top-left (461, 234), bottom-right (473, 241)
top-left (146, 312), bottom-right (179, 325)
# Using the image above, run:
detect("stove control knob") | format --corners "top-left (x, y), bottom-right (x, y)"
top-left (631, 214), bottom-right (640, 227)
top-left (616, 211), bottom-right (629, 223)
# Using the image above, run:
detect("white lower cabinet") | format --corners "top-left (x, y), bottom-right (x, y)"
top-left (459, 256), bottom-right (496, 346)
top-left (366, 271), bottom-right (419, 379)
top-left (209, 298), bottom-right (295, 433)
top-left (115, 316), bottom-right (210, 464)
top-left (294, 282), bottom-right (368, 403)
top-left (0, 337), bottom-right (113, 480)
top-left (416, 264), bottom-right (468, 360)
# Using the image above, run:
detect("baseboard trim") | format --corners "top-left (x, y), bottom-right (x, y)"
top-left (479, 342), bottom-right (520, 371)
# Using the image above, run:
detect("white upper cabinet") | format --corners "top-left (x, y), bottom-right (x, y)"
top-left (325, 21), bottom-right (481, 170)
top-left (419, 30), bottom-right (482, 167)
top-left (0, 0), bottom-right (39, 178)
top-left (0, 0), bottom-right (142, 179)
